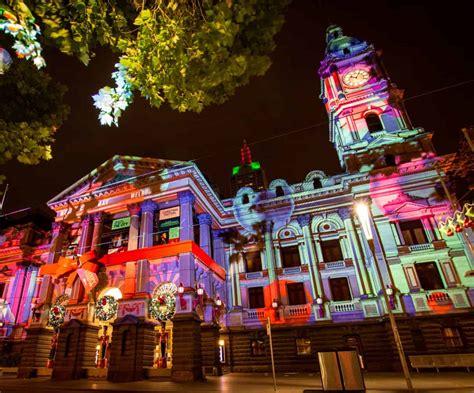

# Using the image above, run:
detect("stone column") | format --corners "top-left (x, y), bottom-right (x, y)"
top-left (201, 323), bottom-right (222, 376)
top-left (17, 326), bottom-right (54, 378)
top-left (171, 312), bottom-right (203, 381)
top-left (38, 222), bottom-right (66, 304)
top-left (91, 213), bottom-right (105, 252)
top-left (339, 208), bottom-right (372, 295)
top-left (229, 247), bottom-right (242, 308)
top-left (212, 229), bottom-right (226, 267)
top-left (264, 220), bottom-right (280, 302)
top-left (78, 215), bottom-right (93, 255)
top-left (197, 213), bottom-right (212, 255)
top-left (297, 214), bottom-right (323, 300)
top-left (178, 191), bottom-right (195, 241)
top-left (135, 200), bottom-right (157, 294)
top-left (52, 320), bottom-right (100, 380)
top-left (127, 204), bottom-right (141, 251)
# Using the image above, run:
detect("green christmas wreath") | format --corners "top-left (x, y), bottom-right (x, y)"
top-left (95, 295), bottom-right (118, 322)
top-left (149, 292), bottom-right (176, 322)
top-left (47, 304), bottom-right (65, 328)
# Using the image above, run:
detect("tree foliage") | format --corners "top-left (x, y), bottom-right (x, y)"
top-left (0, 58), bottom-right (69, 169)
top-left (6, 0), bottom-right (290, 126)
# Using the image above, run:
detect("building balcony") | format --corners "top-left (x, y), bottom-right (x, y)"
top-left (282, 304), bottom-right (311, 318)
top-left (328, 299), bottom-right (365, 322)
top-left (319, 258), bottom-right (353, 271)
top-left (406, 287), bottom-right (471, 314)
top-left (397, 240), bottom-right (447, 255)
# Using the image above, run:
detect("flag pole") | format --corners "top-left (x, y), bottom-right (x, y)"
top-left (267, 316), bottom-right (277, 391)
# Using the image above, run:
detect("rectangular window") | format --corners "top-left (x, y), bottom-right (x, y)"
top-left (248, 287), bottom-right (265, 309)
top-left (321, 239), bottom-right (343, 262)
top-left (330, 277), bottom-right (352, 301)
top-left (251, 339), bottom-right (265, 356)
top-left (411, 329), bottom-right (426, 352)
top-left (400, 220), bottom-right (428, 246)
top-left (296, 337), bottom-right (311, 355)
top-left (442, 327), bottom-right (463, 348)
top-left (0, 282), bottom-right (5, 298)
top-left (415, 262), bottom-right (444, 290)
top-left (281, 245), bottom-right (301, 268)
top-left (245, 251), bottom-right (262, 273)
top-left (101, 220), bottom-right (129, 255)
top-left (287, 282), bottom-right (306, 305)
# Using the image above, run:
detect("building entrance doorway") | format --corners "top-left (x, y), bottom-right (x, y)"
top-left (154, 320), bottom-right (173, 368)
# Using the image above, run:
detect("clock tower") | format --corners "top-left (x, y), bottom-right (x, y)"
top-left (319, 25), bottom-right (435, 172)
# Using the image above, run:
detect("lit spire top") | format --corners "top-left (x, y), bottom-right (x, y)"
top-left (240, 139), bottom-right (253, 165)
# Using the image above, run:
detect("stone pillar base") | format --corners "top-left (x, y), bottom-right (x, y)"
top-left (171, 312), bottom-right (203, 382)
top-left (52, 320), bottom-right (100, 380)
top-left (107, 316), bottom-right (156, 382)
top-left (201, 323), bottom-right (222, 376)
top-left (18, 326), bottom-right (54, 378)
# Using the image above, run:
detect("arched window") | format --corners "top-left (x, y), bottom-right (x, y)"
top-left (313, 178), bottom-right (322, 189)
top-left (121, 330), bottom-right (129, 356)
top-left (365, 113), bottom-right (383, 133)
top-left (65, 333), bottom-right (73, 356)
top-left (275, 186), bottom-right (284, 197)
top-left (242, 194), bottom-right (249, 204)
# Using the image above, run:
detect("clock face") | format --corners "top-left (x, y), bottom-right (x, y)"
top-left (342, 69), bottom-right (370, 87)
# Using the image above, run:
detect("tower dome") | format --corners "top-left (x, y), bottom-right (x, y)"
top-left (325, 25), bottom-right (369, 59)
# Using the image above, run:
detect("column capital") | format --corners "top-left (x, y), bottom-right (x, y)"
top-left (338, 207), bottom-right (353, 220)
top-left (81, 215), bottom-right (92, 225)
top-left (197, 213), bottom-right (212, 226)
top-left (178, 190), bottom-right (195, 205)
top-left (212, 229), bottom-right (225, 240)
top-left (92, 212), bottom-right (105, 224)
top-left (52, 221), bottom-right (64, 233)
top-left (128, 203), bottom-right (141, 216)
top-left (263, 220), bottom-right (273, 234)
top-left (141, 200), bottom-right (158, 214)
top-left (297, 214), bottom-right (312, 227)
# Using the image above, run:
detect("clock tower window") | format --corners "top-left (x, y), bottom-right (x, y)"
top-left (365, 113), bottom-right (383, 133)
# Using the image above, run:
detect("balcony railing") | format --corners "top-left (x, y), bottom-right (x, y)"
top-left (246, 309), bottom-right (265, 320)
top-left (330, 300), bottom-right (360, 313)
top-left (325, 260), bottom-right (345, 269)
top-left (409, 243), bottom-right (434, 252)
top-left (283, 304), bottom-right (310, 317)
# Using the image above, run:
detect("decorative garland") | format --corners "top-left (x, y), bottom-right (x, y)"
top-left (95, 295), bottom-right (118, 322)
top-left (47, 304), bottom-right (65, 328)
top-left (150, 282), bottom-right (177, 322)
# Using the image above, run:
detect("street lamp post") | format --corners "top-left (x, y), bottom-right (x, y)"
top-left (355, 202), bottom-right (414, 391)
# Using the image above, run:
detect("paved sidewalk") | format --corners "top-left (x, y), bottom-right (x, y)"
top-left (1, 372), bottom-right (474, 392)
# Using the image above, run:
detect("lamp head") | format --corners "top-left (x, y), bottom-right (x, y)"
top-left (197, 286), bottom-right (204, 296)
top-left (271, 299), bottom-right (278, 309)
top-left (178, 283), bottom-right (184, 294)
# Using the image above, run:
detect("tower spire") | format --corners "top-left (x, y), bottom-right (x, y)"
top-left (240, 140), bottom-right (253, 165)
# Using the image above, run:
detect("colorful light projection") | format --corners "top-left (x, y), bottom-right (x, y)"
top-left (233, 184), bottom-right (295, 233)
top-left (438, 203), bottom-right (474, 237)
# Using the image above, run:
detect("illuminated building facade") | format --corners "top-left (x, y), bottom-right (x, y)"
top-left (2, 25), bottom-right (474, 380)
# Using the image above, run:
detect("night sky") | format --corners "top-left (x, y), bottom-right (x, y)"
top-left (3, 0), bottom-right (473, 214)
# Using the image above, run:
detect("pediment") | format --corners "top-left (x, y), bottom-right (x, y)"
top-left (48, 155), bottom-right (188, 205)
top-left (383, 193), bottom-right (429, 216)
top-left (366, 133), bottom-right (404, 149)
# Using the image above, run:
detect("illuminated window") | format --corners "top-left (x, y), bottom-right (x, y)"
top-left (296, 338), bottom-right (311, 355)
top-left (275, 186), bottom-right (284, 197)
top-left (365, 113), bottom-right (383, 133)
top-left (321, 239), bottom-right (343, 262)
top-left (442, 327), bottom-right (463, 348)
top-left (330, 277), bottom-right (352, 301)
top-left (400, 220), bottom-right (428, 245)
top-left (251, 339), bottom-right (265, 356)
top-left (414, 262), bottom-right (444, 290)
top-left (245, 251), bottom-right (262, 273)
top-left (281, 245), bottom-right (301, 268)
top-left (287, 283), bottom-right (306, 305)
top-left (248, 287), bottom-right (265, 309)
top-left (313, 178), bottom-right (322, 189)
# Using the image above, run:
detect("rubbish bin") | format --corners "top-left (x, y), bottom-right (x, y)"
top-left (318, 349), bottom-right (365, 391)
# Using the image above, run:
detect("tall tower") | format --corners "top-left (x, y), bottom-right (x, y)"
top-left (319, 25), bottom-right (435, 172)
top-left (230, 141), bottom-right (267, 196)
